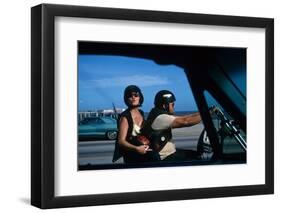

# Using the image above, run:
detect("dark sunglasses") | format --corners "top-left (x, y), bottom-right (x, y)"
top-left (128, 92), bottom-right (139, 98)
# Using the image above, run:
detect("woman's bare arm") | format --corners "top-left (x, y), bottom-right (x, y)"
top-left (118, 117), bottom-right (148, 154)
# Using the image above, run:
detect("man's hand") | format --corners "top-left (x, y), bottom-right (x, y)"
top-left (209, 106), bottom-right (220, 115)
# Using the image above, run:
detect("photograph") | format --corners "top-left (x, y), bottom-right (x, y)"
top-left (77, 41), bottom-right (247, 170)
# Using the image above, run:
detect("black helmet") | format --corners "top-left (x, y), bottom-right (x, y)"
top-left (124, 85), bottom-right (144, 107)
top-left (154, 90), bottom-right (176, 110)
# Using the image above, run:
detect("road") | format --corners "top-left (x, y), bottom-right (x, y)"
top-left (78, 124), bottom-right (244, 167)
top-left (78, 135), bottom-right (241, 165)
top-left (79, 136), bottom-right (200, 166)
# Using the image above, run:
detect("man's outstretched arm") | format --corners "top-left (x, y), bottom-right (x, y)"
top-left (171, 112), bottom-right (201, 128)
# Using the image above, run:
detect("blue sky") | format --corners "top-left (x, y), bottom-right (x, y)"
top-left (78, 55), bottom-right (197, 112)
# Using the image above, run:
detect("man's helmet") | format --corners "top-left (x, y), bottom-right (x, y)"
top-left (124, 85), bottom-right (144, 107)
top-left (154, 90), bottom-right (176, 110)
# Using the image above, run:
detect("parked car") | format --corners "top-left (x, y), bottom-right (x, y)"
top-left (79, 117), bottom-right (118, 140)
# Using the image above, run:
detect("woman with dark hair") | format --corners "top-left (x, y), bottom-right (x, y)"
top-left (116, 85), bottom-right (160, 163)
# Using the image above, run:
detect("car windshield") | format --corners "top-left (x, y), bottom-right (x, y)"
top-left (204, 91), bottom-right (246, 153)
top-left (206, 65), bottom-right (246, 116)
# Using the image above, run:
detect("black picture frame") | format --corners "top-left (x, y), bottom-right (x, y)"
top-left (31, 3), bottom-right (274, 209)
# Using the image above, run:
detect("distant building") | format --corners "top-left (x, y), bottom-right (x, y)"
top-left (98, 108), bottom-right (124, 114)
top-left (78, 108), bottom-right (125, 122)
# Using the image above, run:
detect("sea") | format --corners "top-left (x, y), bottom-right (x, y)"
top-left (143, 111), bottom-right (197, 119)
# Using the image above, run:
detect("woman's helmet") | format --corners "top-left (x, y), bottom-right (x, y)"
top-left (154, 90), bottom-right (176, 111)
top-left (124, 85), bottom-right (144, 107)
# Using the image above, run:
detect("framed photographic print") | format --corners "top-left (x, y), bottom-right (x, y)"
top-left (31, 3), bottom-right (274, 209)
